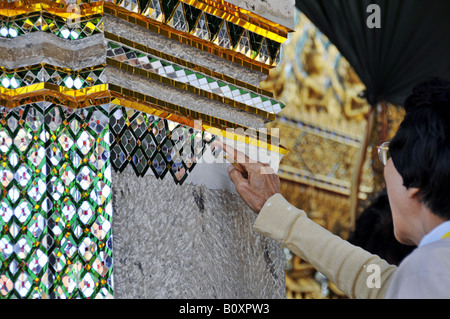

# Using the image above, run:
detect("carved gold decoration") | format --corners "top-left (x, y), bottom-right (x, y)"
top-left (337, 59), bottom-right (370, 121)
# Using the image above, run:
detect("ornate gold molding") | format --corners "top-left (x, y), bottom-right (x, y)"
top-left (104, 31), bottom-right (274, 97)
top-left (106, 58), bottom-right (276, 120)
top-left (1, 0), bottom-right (103, 18)
top-left (1, 0), bottom-right (291, 72)
top-left (0, 79), bottom-right (287, 155)
top-left (104, 3), bottom-right (272, 73)
top-left (178, 0), bottom-right (292, 40)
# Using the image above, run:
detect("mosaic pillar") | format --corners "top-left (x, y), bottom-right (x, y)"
top-left (0, 0), bottom-right (293, 299)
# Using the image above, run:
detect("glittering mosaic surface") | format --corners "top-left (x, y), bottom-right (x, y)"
top-left (0, 0), bottom-right (288, 118)
top-left (106, 40), bottom-right (285, 114)
top-left (0, 101), bottom-right (216, 298)
top-left (0, 0), bottom-right (290, 299)
top-left (108, 104), bottom-right (214, 184)
top-left (2, 0), bottom-right (286, 69)
top-left (0, 13), bottom-right (103, 40)
top-left (0, 103), bottom-right (113, 299)
top-left (113, 0), bottom-right (285, 67)
top-left (0, 65), bottom-right (106, 90)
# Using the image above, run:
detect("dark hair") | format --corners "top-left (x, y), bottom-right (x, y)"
top-left (389, 77), bottom-right (450, 219)
top-left (348, 191), bottom-right (415, 265)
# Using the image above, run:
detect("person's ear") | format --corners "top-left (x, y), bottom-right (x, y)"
top-left (407, 187), bottom-right (421, 200)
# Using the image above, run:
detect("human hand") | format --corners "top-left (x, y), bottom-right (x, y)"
top-left (212, 141), bottom-right (281, 214)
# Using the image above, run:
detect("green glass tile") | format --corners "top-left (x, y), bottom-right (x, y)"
top-left (249, 31), bottom-right (263, 57)
top-left (0, 103), bottom-right (114, 299)
top-left (44, 18), bottom-right (54, 25)
top-left (149, 57), bottom-right (159, 63)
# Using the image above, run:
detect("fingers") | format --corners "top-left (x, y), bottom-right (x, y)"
top-left (212, 140), bottom-right (256, 167)
top-left (227, 164), bottom-right (247, 182)
top-left (211, 140), bottom-right (252, 178)
top-left (211, 140), bottom-right (277, 177)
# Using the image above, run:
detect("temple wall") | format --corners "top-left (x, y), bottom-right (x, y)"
top-left (104, 0), bottom-right (294, 298)
top-left (111, 166), bottom-right (286, 299)
top-left (225, 0), bottom-right (296, 30)
top-left (0, 0), bottom-right (294, 299)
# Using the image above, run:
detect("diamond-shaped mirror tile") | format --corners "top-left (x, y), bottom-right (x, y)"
top-left (106, 41), bottom-right (285, 114)
top-left (0, 99), bottom-right (219, 299)
top-left (0, 103), bottom-right (113, 299)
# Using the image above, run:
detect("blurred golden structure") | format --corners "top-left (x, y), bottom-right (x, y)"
top-left (261, 10), bottom-right (405, 299)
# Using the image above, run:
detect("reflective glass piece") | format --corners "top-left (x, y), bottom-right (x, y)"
top-left (110, 0), bottom-right (283, 66)
top-left (0, 66), bottom-right (105, 90)
top-left (0, 103), bottom-right (113, 299)
top-left (0, 13), bottom-right (103, 40)
top-left (106, 41), bottom-right (285, 114)
top-left (109, 104), bottom-right (214, 184)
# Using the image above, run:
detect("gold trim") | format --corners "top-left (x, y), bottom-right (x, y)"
top-left (197, 0), bottom-right (294, 33)
top-left (0, 63), bottom-right (106, 75)
top-left (106, 57), bottom-right (276, 120)
top-left (204, 125), bottom-right (288, 156)
top-left (108, 84), bottom-right (287, 154)
top-left (104, 31), bottom-right (274, 98)
top-left (0, 81), bottom-right (287, 154)
top-left (104, 3), bottom-right (271, 74)
top-left (1, 1), bottom-right (284, 72)
top-left (1, 0), bottom-right (104, 19)
top-left (1, 0), bottom-right (291, 36)
top-left (0, 83), bottom-right (108, 98)
top-left (0, 83), bottom-right (111, 108)
top-left (178, 0), bottom-right (291, 42)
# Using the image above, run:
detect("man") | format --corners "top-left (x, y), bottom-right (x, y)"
top-left (224, 78), bottom-right (450, 298)
top-left (347, 190), bottom-right (415, 266)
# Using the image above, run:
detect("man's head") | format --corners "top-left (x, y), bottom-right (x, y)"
top-left (384, 77), bottom-right (450, 244)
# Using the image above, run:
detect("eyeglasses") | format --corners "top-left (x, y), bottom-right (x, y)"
top-left (377, 141), bottom-right (391, 166)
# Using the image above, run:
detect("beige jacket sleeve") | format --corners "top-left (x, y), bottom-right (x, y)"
top-left (253, 193), bottom-right (397, 299)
